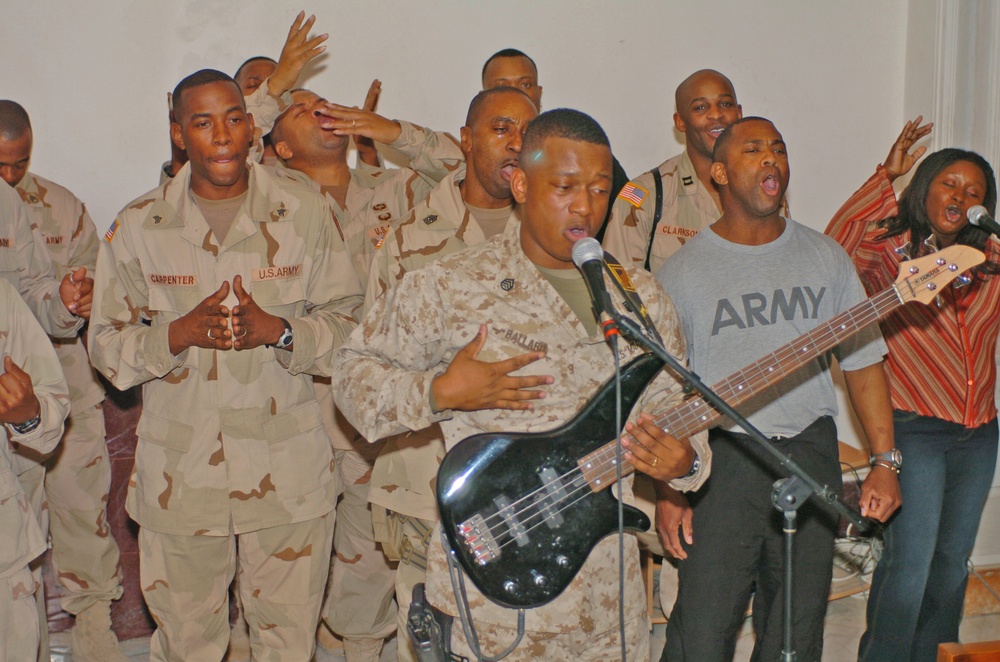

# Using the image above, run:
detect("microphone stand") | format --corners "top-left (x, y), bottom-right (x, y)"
top-left (612, 313), bottom-right (878, 662)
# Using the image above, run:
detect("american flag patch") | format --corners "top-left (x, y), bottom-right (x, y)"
top-left (617, 182), bottom-right (648, 208)
top-left (104, 219), bottom-right (119, 242)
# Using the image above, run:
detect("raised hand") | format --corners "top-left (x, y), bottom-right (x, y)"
top-left (59, 266), bottom-right (94, 319)
top-left (0, 356), bottom-right (41, 426)
top-left (268, 11), bottom-right (328, 98)
top-left (231, 275), bottom-right (285, 350)
top-left (314, 102), bottom-right (403, 145)
top-left (356, 79), bottom-right (383, 167)
top-left (167, 282), bottom-right (232, 355)
top-left (884, 115), bottom-right (933, 182)
top-left (430, 325), bottom-right (552, 412)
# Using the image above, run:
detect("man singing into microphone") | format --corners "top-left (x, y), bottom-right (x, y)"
top-left (334, 109), bottom-right (708, 660)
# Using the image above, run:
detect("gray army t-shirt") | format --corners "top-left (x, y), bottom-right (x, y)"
top-left (656, 219), bottom-right (887, 438)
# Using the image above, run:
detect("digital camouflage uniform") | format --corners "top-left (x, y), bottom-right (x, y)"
top-left (89, 161), bottom-right (363, 662)
top-left (0, 179), bottom-right (83, 661)
top-left (334, 221), bottom-right (710, 660)
top-left (277, 121), bottom-right (463, 660)
top-left (362, 165), bottom-right (518, 661)
top-left (14, 172), bottom-right (124, 619)
top-left (0, 278), bottom-right (71, 662)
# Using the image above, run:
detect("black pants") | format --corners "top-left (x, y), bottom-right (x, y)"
top-left (663, 416), bottom-right (842, 662)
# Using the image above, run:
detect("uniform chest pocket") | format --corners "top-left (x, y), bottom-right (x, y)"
top-left (0, 246), bottom-right (21, 283)
top-left (148, 284), bottom-right (203, 316)
top-left (250, 275), bottom-right (306, 314)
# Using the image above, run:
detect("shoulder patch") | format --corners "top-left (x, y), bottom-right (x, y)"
top-left (617, 182), bottom-right (649, 208)
top-left (104, 219), bottom-right (119, 243)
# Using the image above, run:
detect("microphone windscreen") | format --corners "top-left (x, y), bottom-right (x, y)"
top-left (967, 205), bottom-right (990, 225)
top-left (571, 237), bottom-right (604, 268)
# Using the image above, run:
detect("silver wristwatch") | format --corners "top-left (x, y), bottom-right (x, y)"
top-left (269, 318), bottom-right (293, 349)
top-left (869, 448), bottom-right (902, 474)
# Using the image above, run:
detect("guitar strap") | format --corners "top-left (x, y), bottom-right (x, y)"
top-left (602, 250), bottom-right (664, 345)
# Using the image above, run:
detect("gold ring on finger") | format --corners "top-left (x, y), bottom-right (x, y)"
top-left (652, 456), bottom-right (658, 468)
top-left (207, 328), bottom-right (213, 340)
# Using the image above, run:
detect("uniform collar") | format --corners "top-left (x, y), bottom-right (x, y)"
top-left (149, 161), bottom-right (300, 253)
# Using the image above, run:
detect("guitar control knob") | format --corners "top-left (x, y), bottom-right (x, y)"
top-left (504, 581), bottom-right (517, 594)
top-left (556, 555), bottom-right (569, 568)
top-left (534, 574), bottom-right (546, 587)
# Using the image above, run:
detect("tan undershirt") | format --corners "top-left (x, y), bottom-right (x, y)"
top-left (537, 264), bottom-right (599, 338)
top-left (192, 191), bottom-right (247, 244)
top-left (466, 203), bottom-right (513, 239)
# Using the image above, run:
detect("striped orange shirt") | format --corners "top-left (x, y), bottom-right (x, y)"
top-left (826, 166), bottom-right (1000, 428)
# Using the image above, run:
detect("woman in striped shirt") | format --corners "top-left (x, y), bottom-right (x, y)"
top-left (826, 121), bottom-right (999, 662)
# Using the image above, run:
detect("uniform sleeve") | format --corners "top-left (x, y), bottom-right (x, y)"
top-left (63, 200), bottom-right (100, 278)
top-left (2, 284), bottom-right (69, 454)
top-left (88, 216), bottom-right (183, 390)
top-left (602, 186), bottom-right (654, 270)
top-left (10, 195), bottom-right (82, 339)
top-left (629, 275), bottom-right (711, 491)
top-left (362, 217), bottom-right (405, 316)
top-left (388, 122), bottom-right (464, 183)
top-left (825, 166), bottom-right (899, 258)
top-left (275, 202), bottom-right (365, 377)
top-left (333, 267), bottom-right (453, 442)
top-left (245, 81), bottom-right (292, 163)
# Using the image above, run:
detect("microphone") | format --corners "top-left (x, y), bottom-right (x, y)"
top-left (571, 238), bottom-right (619, 340)
top-left (967, 205), bottom-right (1000, 236)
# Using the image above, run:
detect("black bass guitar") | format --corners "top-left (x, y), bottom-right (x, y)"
top-left (436, 245), bottom-right (983, 609)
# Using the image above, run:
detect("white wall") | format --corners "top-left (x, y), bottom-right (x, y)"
top-left (1, 0), bottom-right (907, 234)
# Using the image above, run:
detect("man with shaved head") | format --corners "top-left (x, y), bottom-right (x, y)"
top-left (0, 99), bottom-right (126, 661)
top-left (603, 69), bottom-right (746, 273)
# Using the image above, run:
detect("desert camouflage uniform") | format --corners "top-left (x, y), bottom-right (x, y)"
top-left (362, 165), bottom-right (518, 661)
top-left (277, 122), bottom-right (462, 659)
top-left (334, 221), bottom-right (709, 660)
top-left (601, 151), bottom-right (721, 275)
top-left (15, 172), bottom-right (124, 617)
top-left (89, 161), bottom-right (363, 662)
top-left (0, 279), bottom-right (71, 662)
top-left (0, 177), bottom-right (83, 660)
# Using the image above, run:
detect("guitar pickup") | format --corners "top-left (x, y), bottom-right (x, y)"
top-left (535, 467), bottom-right (566, 528)
top-left (494, 495), bottom-right (529, 547)
top-left (457, 514), bottom-right (501, 566)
